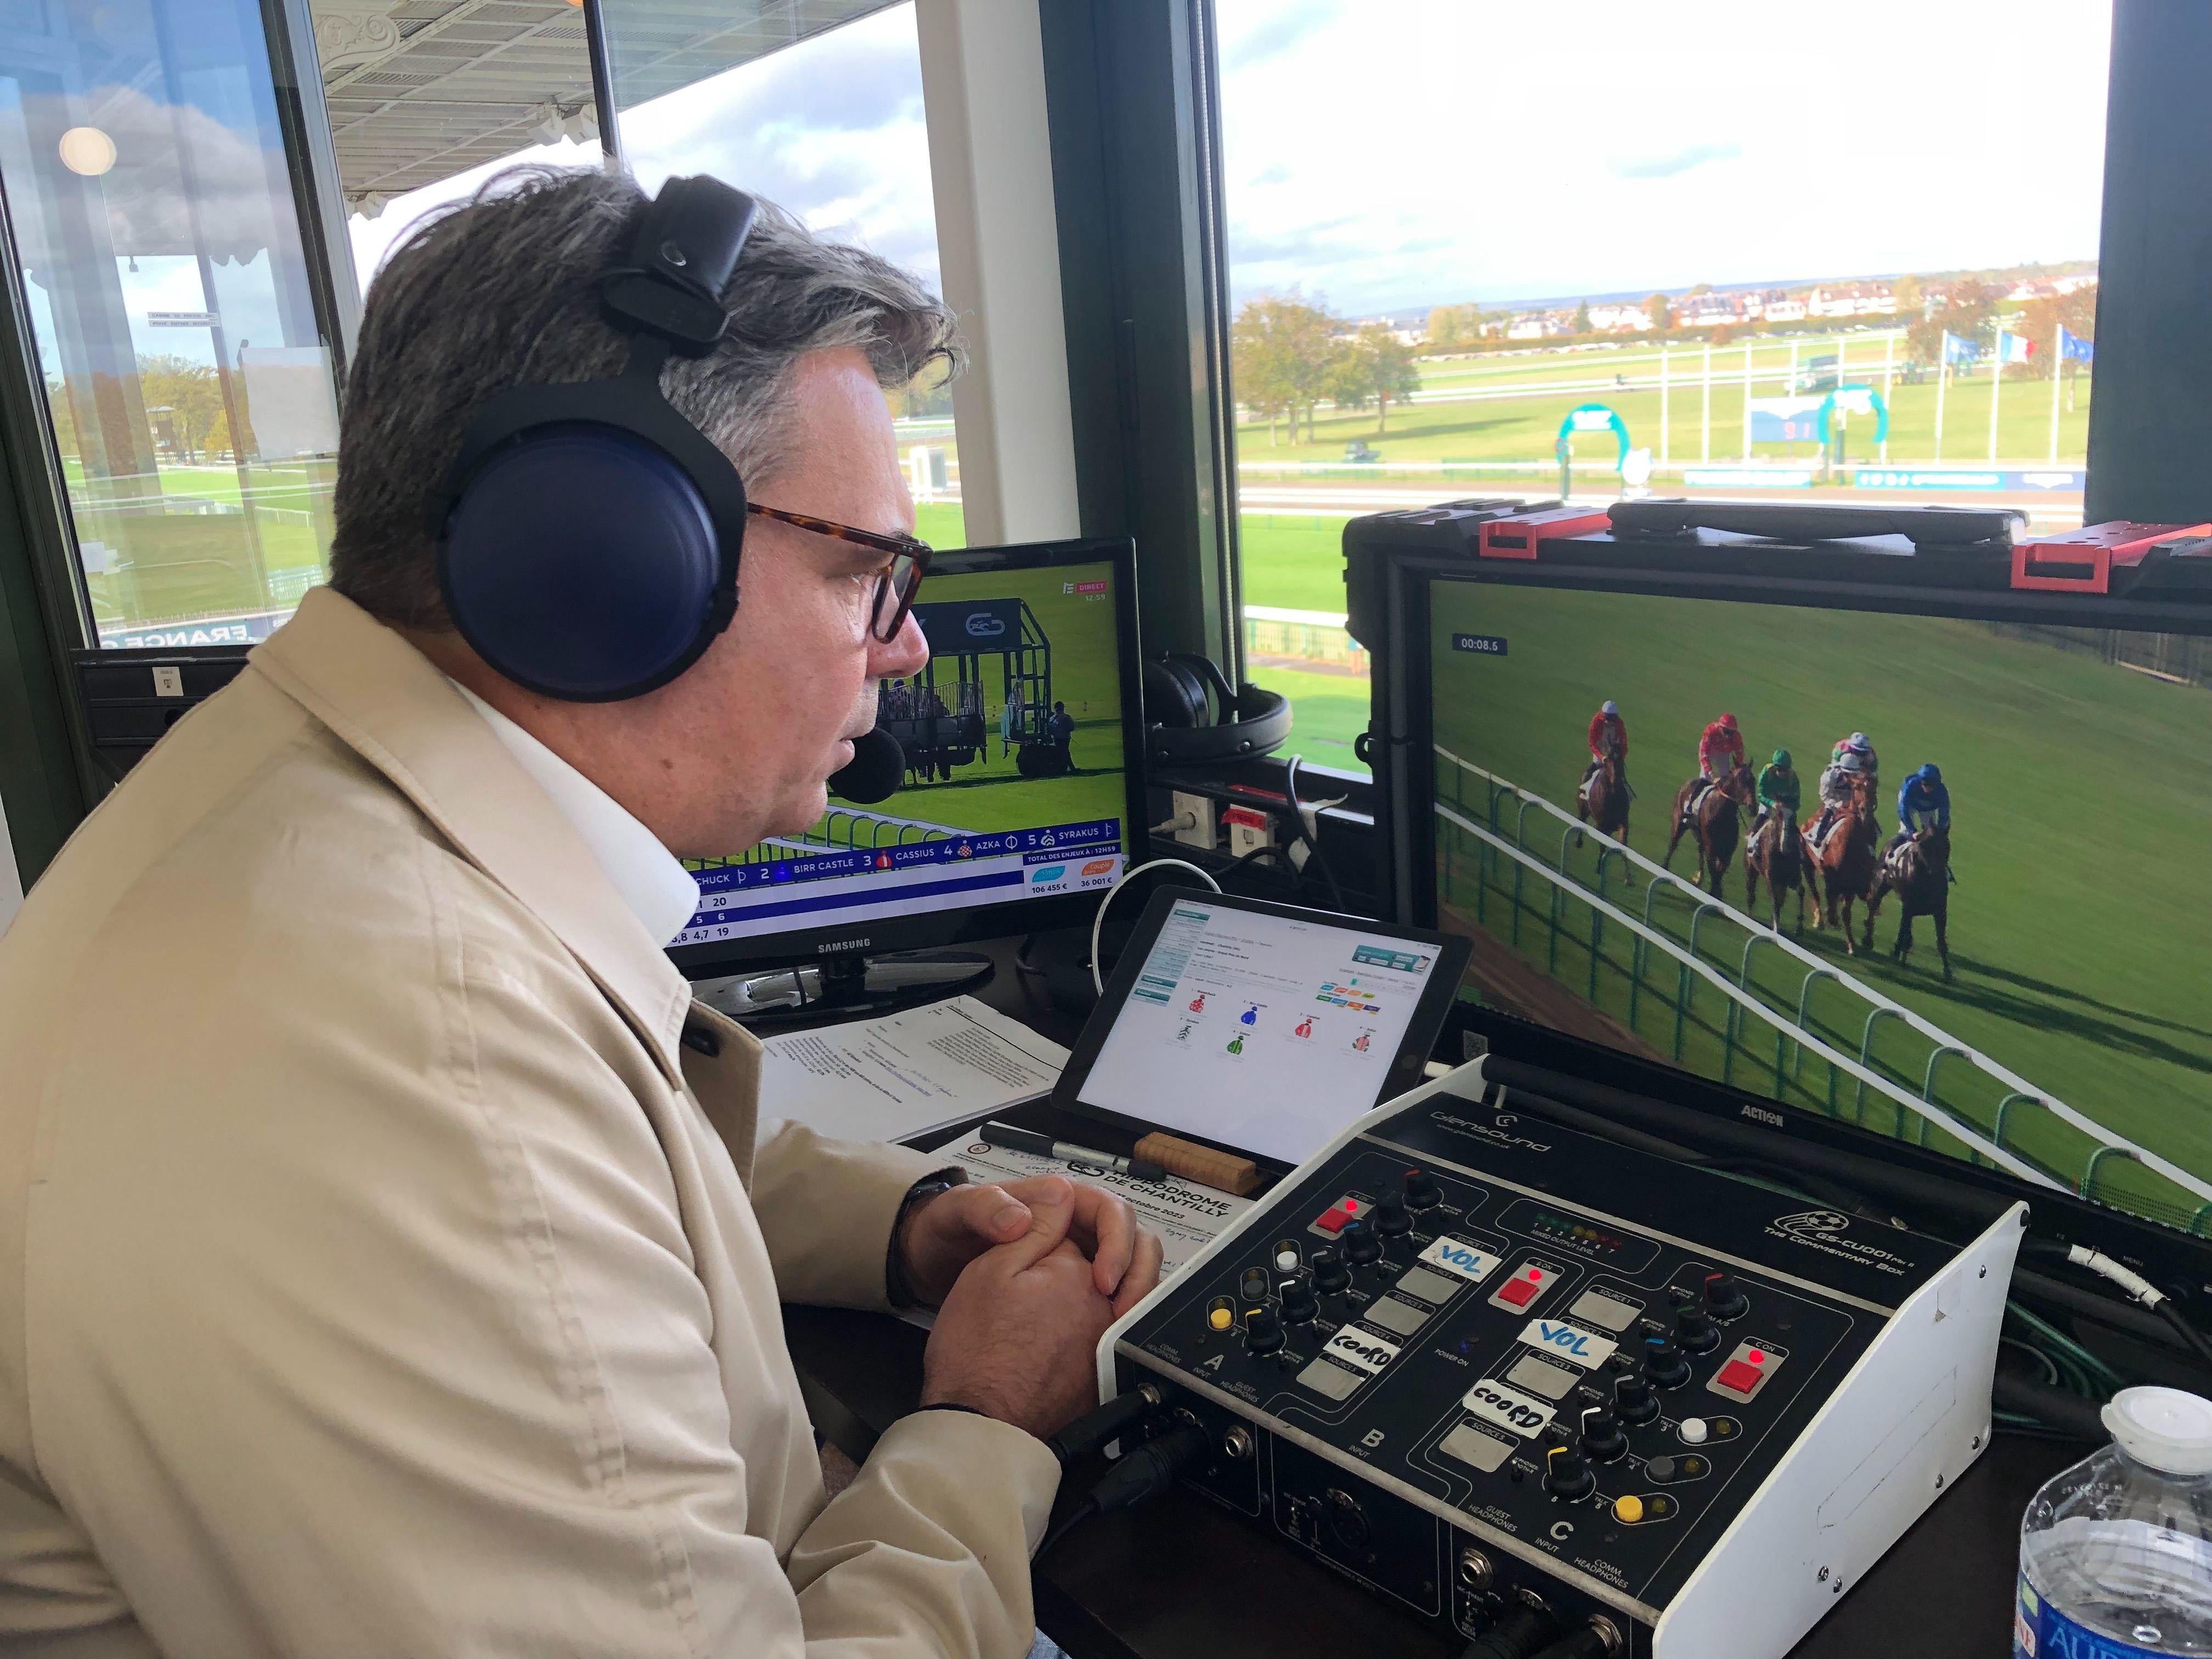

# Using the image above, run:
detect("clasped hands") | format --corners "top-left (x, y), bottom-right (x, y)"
top-left (898, 1175), bottom-right (1165, 1440)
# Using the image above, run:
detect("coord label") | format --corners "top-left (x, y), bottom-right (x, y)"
top-left (1324, 1328), bottom-right (1403, 1376)
top-left (2016, 1572), bottom-right (2169, 1657)
top-left (1463, 1378), bottom-right (1555, 1439)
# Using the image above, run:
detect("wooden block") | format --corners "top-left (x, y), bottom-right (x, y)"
top-left (1135, 1132), bottom-right (1260, 1196)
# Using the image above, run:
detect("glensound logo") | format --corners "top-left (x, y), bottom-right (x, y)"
top-left (1431, 1111), bottom-right (1553, 1154)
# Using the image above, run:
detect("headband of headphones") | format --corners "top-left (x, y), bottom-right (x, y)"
top-left (435, 177), bottom-right (763, 702)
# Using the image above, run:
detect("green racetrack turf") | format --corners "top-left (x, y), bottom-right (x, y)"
top-left (1427, 583), bottom-right (2212, 1223)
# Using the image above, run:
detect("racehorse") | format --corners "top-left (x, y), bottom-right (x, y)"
top-left (1578, 753), bottom-right (1630, 842)
top-left (1662, 765), bottom-right (1756, 895)
top-left (1867, 823), bottom-right (1953, 979)
top-left (1743, 804), bottom-right (1810, 935)
top-left (1802, 782), bottom-right (1881, 953)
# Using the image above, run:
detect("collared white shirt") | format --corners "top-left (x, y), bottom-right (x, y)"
top-left (446, 679), bottom-right (700, 947)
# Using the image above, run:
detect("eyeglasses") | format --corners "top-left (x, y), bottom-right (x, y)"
top-left (747, 503), bottom-right (932, 642)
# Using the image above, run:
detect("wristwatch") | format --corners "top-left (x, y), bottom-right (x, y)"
top-left (885, 1170), bottom-right (966, 1310)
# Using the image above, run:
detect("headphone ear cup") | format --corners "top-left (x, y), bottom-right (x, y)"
top-left (1142, 654), bottom-right (1212, 730)
top-left (442, 426), bottom-right (729, 701)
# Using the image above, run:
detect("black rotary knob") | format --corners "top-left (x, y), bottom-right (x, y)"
top-left (1312, 1248), bottom-right (1351, 1295)
top-left (1374, 1190), bottom-right (1412, 1239)
top-left (1403, 1167), bottom-right (1441, 1210)
top-left (1703, 1269), bottom-right (1748, 1322)
top-left (1579, 1404), bottom-right (1627, 1464)
top-left (1613, 1372), bottom-right (1660, 1426)
top-left (1245, 1307), bottom-right (1285, 1355)
top-left (1675, 1302), bottom-right (1720, 1355)
top-left (1542, 1434), bottom-right (1595, 1500)
top-left (1341, 1218), bottom-right (1383, 1266)
top-left (1280, 1278), bottom-right (1319, 1324)
top-left (1641, 1333), bottom-right (1691, 1389)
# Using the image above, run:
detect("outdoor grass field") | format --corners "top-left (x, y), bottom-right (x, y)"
top-left (65, 459), bottom-right (335, 629)
top-left (1237, 332), bottom-right (2094, 476)
top-left (1425, 583), bottom-right (2212, 1227)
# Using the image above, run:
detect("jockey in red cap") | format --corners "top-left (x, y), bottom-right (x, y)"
top-left (1699, 712), bottom-right (1746, 782)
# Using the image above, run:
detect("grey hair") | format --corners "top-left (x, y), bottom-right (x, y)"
top-left (329, 165), bottom-right (961, 629)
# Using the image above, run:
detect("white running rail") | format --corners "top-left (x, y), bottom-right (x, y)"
top-left (1437, 801), bottom-right (2052, 1187)
top-left (1436, 744), bottom-right (2212, 1210)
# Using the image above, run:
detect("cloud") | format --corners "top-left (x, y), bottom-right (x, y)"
top-left (1218, 0), bottom-right (1340, 72)
top-left (1609, 140), bottom-right (1743, 181)
top-left (1251, 162), bottom-right (1291, 186)
top-left (350, 4), bottom-right (945, 297)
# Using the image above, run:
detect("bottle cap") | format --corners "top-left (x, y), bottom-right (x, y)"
top-left (2103, 1386), bottom-right (2212, 1475)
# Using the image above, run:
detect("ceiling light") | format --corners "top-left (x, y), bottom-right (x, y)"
top-left (58, 126), bottom-right (116, 177)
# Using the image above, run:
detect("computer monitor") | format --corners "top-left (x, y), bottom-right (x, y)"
top-left (667, 536), bottom-right (1144, 975)
top-left (1403, 553), bottom-right (2212, 1234)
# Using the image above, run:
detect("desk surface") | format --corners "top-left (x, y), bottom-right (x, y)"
top-left (781, 938), bottom-right (2079, 1658)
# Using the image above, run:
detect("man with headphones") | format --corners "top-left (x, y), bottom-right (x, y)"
top-left (0, 169), bottom-right (1159, 1656)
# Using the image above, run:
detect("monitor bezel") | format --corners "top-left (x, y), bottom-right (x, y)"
top-left (666, 535), bottom-right (1147, 978)
top-left (1376, 543), bottom-right (2212, 934)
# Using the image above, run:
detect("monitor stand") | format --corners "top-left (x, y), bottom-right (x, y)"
top-left (697, 949), bottom-right (995, 1025)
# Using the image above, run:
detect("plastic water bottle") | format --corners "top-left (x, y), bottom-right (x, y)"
top-left (2017, 1387), bottom-right (2212, 1656)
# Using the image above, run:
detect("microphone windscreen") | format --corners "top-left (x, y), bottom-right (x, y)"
top-left (828, 727), bottom-right (904, 804)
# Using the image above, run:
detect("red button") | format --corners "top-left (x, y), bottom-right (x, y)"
top-left (1714, 1359), bottom-right (1763, 1395)
top-left (1316, 1200), bottom-right (1359, 1233)
top-left (1497, 1276), bottom-right (1541, 1308)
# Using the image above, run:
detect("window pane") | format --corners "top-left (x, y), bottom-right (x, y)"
top-left (322, 0), bottom-right (602, 295)
top-left (1217, 0), bottom-right (2113, 776)
top-left (0, 0), bottom-right (342, 646)
top-left (601, 0), bottom-right (963, 548)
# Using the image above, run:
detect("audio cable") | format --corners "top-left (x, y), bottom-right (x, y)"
top-left (1033, 1423), bottom-right (1210, 1562)
top-left (1043, 1386), bottom-right (1159, 1470)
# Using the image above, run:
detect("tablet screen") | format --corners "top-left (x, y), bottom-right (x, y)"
top-left (1075, 899), bottom-right (1444, 1163)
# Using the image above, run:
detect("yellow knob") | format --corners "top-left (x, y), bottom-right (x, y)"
top-left (1615, 1495), bottom-right (1645, 1524)
top-left (1209, 1305), bottom-right (1233, 1331)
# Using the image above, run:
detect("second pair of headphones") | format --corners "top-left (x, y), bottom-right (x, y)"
top-left (1142, 651), bottom-right (1291, 768)
top-left (436, 176), bottom-right (759, 703)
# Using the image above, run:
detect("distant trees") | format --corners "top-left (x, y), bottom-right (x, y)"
top-left (136, 355), bottom-right (226, 461)
top-left (2017, 287), bottom-right (2096, 381)
top-left (897, 366), bottom-right (953, 419)
top-left (1571, 300), bottom-right (1594, 335)
top-left (1892, 274), bottom-right (1925, 320)
top-left (1425, 302), bottom-right (1482, 349)
top-left (1231, 292), bottom-right (1341, 445)
top-left (1327, 323), bottom-right (1422, 433)
top-left (1904, 279), bottom-right (1997, 368)
top-left (1643, 292), bottom-right (1672, 332)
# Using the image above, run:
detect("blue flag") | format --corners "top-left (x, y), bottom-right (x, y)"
top-left (1998, 330), bottom-right (2036, 364)
top-left (2058, 325), bottom-right (2095, 365)
top-left (1940, 330), bottom-right (1980, 365)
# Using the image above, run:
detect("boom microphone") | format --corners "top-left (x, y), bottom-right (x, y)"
top-left (827, 727), bottom-right (903, 804)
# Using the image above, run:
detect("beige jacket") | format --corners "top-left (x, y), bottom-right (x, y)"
top-left (0, 588), bottom-right (1059, 1657)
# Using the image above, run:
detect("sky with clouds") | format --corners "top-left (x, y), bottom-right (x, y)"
top-left (346, 0), bottom-right (2113, 325)
top-left (1216, 0), bottom-right (2113, 315)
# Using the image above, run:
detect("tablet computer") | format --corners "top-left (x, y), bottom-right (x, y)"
top-left (1052, 888), bottom-right (1472, 1166)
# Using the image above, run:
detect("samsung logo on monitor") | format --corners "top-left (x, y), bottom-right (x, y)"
top-left (815, 936), bottom-right (871, 955)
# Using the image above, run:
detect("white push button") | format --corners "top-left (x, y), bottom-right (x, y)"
top-left (1679, 1418), bottom-right (1709, 1445)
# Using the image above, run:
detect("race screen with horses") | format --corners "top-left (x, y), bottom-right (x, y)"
top-left (669, 549), bottom-right (1141, 962)
top-left (1426, 578), bottom-right (2210, 1232)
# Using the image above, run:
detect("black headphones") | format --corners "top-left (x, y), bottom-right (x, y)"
top-left (1142, 651), bottom-right (1291, 768)
top-left (436, 177), bottom-right (760, 702)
